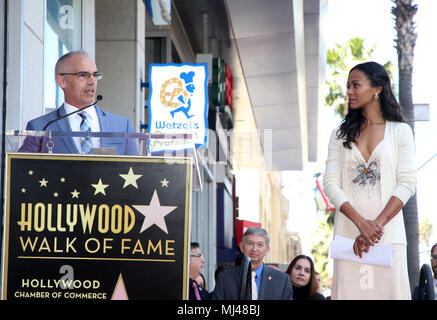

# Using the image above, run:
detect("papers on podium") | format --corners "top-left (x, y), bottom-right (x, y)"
top-left (330, 236), bottom-right (395, 268)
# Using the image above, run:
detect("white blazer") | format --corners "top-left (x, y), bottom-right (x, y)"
top-left (323, 121), bottom-right (417, 244)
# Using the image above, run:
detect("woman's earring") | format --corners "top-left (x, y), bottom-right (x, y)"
top-left (374, 93), bottom-right (379, 99)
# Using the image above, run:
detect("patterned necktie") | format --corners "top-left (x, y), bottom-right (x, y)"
top-left (251, 271), bottom-right (258, 300)
top-left (192, 281), bottom-right (202, 300)
top-left (78, 112), bottom-right (92, 154)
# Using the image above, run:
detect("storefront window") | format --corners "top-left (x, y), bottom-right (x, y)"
top-left (44, 0), bottom-right (82, 113)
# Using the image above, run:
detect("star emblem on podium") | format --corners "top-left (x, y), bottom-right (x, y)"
top-left (133, 189), bottom-right (177, 234)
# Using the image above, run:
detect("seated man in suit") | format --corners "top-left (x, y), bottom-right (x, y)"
top-left (189, 242), bottom-right (210, 300)
top-left (413, 242), bottom-right (437, 300)
top-left (432, 243), bottom-right (437, 299)
top-left (19, 51), bottom-right (138, 155)
top-left (212, 227), bottom-right (293, 300)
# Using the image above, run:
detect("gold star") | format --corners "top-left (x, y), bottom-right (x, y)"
top-left (160, 178), bottom-right (170, 187)
top-left (71, 189), bottom-right (80, 198)
top-left (91, 179), bottom-right (109, 196)
top-left (39, 178), bottom-right (48, 187)
top-left (53, 192), bottom-right (59, 198)
top-left (28, 170), bottom-right (34, 175)
top-left (119, 167), bottom-right (142, 189)
top-left (21, 188), bottom-right (26, 193)
top-left (60, 177), bottom-right (66, 183)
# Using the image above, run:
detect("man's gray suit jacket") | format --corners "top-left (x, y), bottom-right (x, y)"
top-left (18, 104), bottom-right (138, 155)
top-left (212, 264), bottom-right (293, 300)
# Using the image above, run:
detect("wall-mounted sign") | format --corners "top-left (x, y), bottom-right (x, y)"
top-left (2, 153), bottom-right (192, 300)
top-left (147, 63), bottom-right (208, 152)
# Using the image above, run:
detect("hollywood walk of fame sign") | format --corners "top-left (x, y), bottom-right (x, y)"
top-left (2, 153), bottom-right (192, 300)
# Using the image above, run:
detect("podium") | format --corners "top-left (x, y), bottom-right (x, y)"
top-left (1, 131), bottom-right (198, 300)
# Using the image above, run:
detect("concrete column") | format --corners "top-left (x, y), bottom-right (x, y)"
top-left (95, 0), bottom-right (145, 131)
top-left (5, 0), bottom-right (23, 130)
top-left (22, 0), bottom-right (44, 128)
top-left (304, 0), bottom-right (327, 162)
top-left (82, 0), bottom-right (96, 59)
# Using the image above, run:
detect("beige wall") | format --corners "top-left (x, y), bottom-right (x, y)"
top-left (236, 169), bottom-right (299, 265)
top-left (259, 171), bottom-right (291, 265)
top-left (95, 0), bottom-right (145, 130)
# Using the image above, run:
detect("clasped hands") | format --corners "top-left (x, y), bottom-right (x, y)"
top-left (353, 219), bottom-right (384, 258)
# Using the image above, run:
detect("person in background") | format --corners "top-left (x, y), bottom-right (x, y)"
top-left (431, 243), bottom-right (437, 299)
top-left (212, 227), bottom-right (293, 300)
top-left (195, 273), bottom-right (207, 290)
top-left (214, 264), bottom-right (233, 282)
top-left (189, 242), bottom-right (210, 300)
top-left (413, 242), bottom-right (437, 300)
top-left (315, 271), bottom-right (323, 294)
top-left (286, 255), bottom-right (325, 300)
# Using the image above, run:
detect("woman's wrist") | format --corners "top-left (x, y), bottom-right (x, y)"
top-left (353, 214), bottom-right (365, 230)
top-left (340, 202), bottom-right (364, 229)
top-left (374, 216), bottom-right (385, 228)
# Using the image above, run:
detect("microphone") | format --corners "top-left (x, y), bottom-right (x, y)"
top-left (239, 256), bottom-right (252, 300)
top-left (42, 95), bottom-right (103, 131)
top-left (38, 95), bottom-right (102, 152)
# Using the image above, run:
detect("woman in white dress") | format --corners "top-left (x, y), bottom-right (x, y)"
top-left (323, 61), bottom-right (417, 299)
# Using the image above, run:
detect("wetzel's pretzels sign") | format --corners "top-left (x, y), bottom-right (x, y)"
top-left (147, 63), bottom-right (209, 151)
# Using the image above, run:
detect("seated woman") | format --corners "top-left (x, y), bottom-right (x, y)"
top-left (286, 255), bottom-right (325, 300)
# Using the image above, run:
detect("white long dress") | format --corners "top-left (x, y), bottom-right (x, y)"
top-left (331, 141), bottom-right (411, 300)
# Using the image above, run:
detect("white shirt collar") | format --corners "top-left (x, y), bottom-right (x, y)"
top-left (63, 102), bottom-right (98, 122)
top-left (63, 102), bottom-right (100, 131)
top-left (62, 102), bottom-right (101, 151)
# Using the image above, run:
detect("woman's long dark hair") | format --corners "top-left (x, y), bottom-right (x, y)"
top-left (286, 255), bottom-right (319, 296)
top-left (337, 61), bottom-right (405, 148)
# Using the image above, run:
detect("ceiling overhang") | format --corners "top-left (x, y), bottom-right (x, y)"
top-left (171, 0), bottom-right (326, 171)
top-left (225, 0), bottom-right (325, 170)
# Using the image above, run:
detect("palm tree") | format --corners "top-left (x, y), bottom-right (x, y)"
top-left (392, 0), bottom-right (419, 293)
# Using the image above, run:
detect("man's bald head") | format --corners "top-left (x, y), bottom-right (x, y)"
top-left (55, 51), bottom-right (91, 76)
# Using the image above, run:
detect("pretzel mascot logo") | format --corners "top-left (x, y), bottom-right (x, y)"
top-left (159, 71), bottom-right (195, 119)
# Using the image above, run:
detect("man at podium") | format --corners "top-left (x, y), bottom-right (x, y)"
top-left (19, 51), bottom-right (138, 155)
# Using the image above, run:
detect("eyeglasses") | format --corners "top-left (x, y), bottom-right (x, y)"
top-left (431, 255), bottom-right (437, 260)
top-left (59, 72), bottom-right (103, 81)
top-left (190, 253), bottom-right (203, 258)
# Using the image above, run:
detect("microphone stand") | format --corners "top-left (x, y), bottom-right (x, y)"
top-left (38, 95), bottom-right (102, 153)
top-left (239, 256), bottom-right (252, 300)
